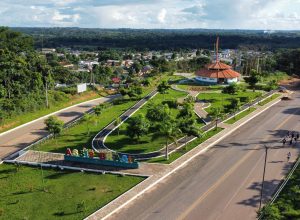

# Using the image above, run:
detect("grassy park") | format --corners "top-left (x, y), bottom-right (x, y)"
top-left (105, 88), bottom-right (205, 154)
top-left (0, 164), bottom-right (144, 220)
top-left (197, 91), bottom-right (262, 114)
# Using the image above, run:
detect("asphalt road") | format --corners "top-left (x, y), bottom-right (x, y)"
top-left (110, 91), bottom-right (300, 220)
top-left (93, 90), bottom-right (158, 158)
top-left (0, 95), bottom-right (119, 160)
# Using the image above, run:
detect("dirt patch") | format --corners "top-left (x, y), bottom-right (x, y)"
top-left (0, 121), bottom-right (18, 132)
top-left (279, 76), bottom-right (300, 89)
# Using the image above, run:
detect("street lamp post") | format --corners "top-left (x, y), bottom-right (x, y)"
top-left (259, 145), bottom-right (269, 210)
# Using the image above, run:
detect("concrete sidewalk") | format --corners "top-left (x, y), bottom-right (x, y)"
top-left (85, 94), bottom-right (283, 220)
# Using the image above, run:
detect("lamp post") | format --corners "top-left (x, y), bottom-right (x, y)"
top-left (259, 145), bottom-right (269, 210)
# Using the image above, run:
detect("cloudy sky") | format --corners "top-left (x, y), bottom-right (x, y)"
top-left (0, 0), bottom-right (300, 30)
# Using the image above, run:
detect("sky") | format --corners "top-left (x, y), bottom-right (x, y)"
top-left (0, 0), bottom-right (300, 30)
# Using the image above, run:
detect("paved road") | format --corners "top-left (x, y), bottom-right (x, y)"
top-left (92, 90), bottom-right (159, 158)
top-left (110, 90), bottom-right (300, 220)
top-left (0, 95), bottom-right (120, 160)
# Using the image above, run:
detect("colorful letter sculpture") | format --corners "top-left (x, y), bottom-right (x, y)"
top-left (64, 147), bottom-right (138, 168)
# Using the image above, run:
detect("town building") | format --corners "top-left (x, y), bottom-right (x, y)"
top-left (195, 38), bottom-right (240, 85)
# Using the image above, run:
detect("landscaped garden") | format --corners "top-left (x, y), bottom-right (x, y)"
top-left (0, 164), bottom-right (144, 220)
top-left (105, 88), bottom-right (205, 154)
top-left (197, 90), bottom-right (262, 114)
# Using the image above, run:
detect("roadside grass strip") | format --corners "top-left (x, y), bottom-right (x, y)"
top-left (0, 164), bottom-right (144, 220)
top-left (224, 107), bottom-right (256, 124)
top-left (258, 93), bottom-right (281, 106)
top-left (146, 128), bottom-right (223, 164)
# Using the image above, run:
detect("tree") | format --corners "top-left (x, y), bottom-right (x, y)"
top-left (44, 116), bottom-right (64, 140)
top-left (126, 114), bottom-right (149, 141)
top-left (229, 98), bottom-right (241, 118)
top-left (114, 117), bottom-right (121, 136)
top-left (222, 83), bottom-right (239, 95)
top-left (178, 102), bottom-right (194, 118)
top-left (245, 70), bottom-right (259, 92)
top-left (209, 107), bottom-right (224, 129)
top-left (258, 204), bottom-right (281, 220)
top-left (146, 104), bottom-right (170, 123)
top-left (94, 103), bottom-right (106, 116)
top-left (178, 117), bottom-right (201, 150)
top-left (157, 80), bottom-right (170, 99)
top-left (155, 119), bottom-right (181, 160)
top-left (82, 113), bottom-right (96, 135)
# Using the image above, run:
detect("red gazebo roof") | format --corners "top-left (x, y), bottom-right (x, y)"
top-left (196, 61), bottom-right (240, 79)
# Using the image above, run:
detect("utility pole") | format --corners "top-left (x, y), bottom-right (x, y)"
top-left (45, 80), bottom-right (49, 108)
top-left (89, 64), bottom-right (95, 86)
top-left (256, 57), bottom-right (260, 74)
top-left (259, 145), bottom-right (269, 210)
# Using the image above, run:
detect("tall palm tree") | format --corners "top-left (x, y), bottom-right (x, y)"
top-left (156, 121), bottom-right (181, 160)
top-left (82, 113), bottom-right (97, 135)
top-left (209, 107), bottom-right (224, 130)
top-left (114, 117), bottom-right (122, 136)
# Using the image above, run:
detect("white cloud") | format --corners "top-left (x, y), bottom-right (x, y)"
top-left (0, 0), bottom-right (299, 29)
top-left (157, 8), bottom-right (167, 23)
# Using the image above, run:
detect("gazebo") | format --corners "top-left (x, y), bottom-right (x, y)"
top-left (195, 37), bottom-right (240, 85)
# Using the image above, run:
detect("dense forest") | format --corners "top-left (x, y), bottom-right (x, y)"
top-left (0, 27), bottom-right (91, 123)
top-left (13, 27), bottom-right (300, 51)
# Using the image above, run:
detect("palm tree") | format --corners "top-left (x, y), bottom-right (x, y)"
top-left (114, 117), bottom-right (121, 136)
top-left (178, 117), bottom-right (201, 150)
top-left (209, 107), bottom-right (224, 130)
top-left (82, 113), bottom-right (96, 135)
top-left (157, 80), bottom-right (170, 100)
top-left (156, 120), bottom-right (181, 160)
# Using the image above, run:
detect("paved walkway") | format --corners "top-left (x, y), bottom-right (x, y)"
top-left (85, 93), bottom-right (283, 220)
top-left (92, 90), bottom-right (160, 159)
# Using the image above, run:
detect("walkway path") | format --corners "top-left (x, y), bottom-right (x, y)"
top-left (92, 90), bottom-right (159, 158)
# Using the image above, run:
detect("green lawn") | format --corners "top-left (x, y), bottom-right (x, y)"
top-left (0, 164), bottom-right (144, 220)
top-left (224, 107), bottom-right (256, 124)
top-left (146, 127), bottom-right (223, 164)
top-left (105, 89), bottom-right (205, 154)
top-left (34, 99), bottom-right (137, 153)
top-left (0, 91), bottom-right (102, 134)
top-left (258, 93), bottom-right (281, 106)
top-left (33, 78), bottom-right (162, 154)
top-left (197, 91), bottom-right (262, 114)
